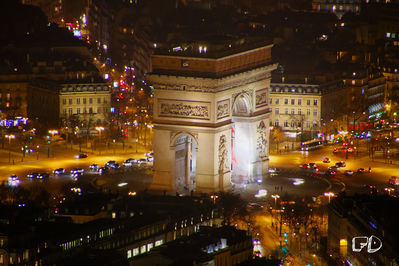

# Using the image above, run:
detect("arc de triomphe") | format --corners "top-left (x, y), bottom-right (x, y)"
top-left (147, 43), bottom-right (277, 193)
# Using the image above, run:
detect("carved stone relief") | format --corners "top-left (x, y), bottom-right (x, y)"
top-left (218, 135), bottom-right (229, 172)
top-left (159, 99), bottom-right (210, 120)
top-left (255, 88), bottom-right (268, 108)
top-left (256, 121), bottom-right (267, 158)
top-left (216, 99), bottom-right (230, 119)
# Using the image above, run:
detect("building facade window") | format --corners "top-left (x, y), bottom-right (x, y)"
top-left (97, 107), bottom-right (101, 114)
top-left (298, 99), bottom-right (301, 105)
top-left (275, 108), bottom-right (279, 114)
top-left (291, 99), bottom-right (295, 105)
top-left (291, 120), bottom-right (295, 127)
top-left (83, 98), bottom-right (87, 104)
top-left (285, 108), bottom-right (288, 114)
top-left (63, 109), bottom-right (66, 115)
top-left (77, 108), bottom-right (80, 114)
top-left (284, 120), bottom-right (288, 127)
top-left (307, 99), bottom-right (310, 105)
top-left (291, 109), bottom-right (295, 114)
top-left (69, 99), bottom-right (72, 104)
top-left (306, 121), bottom-right (310, 128)
top-left (298, 109), bottom-right (302, 115)
top-left (313, 109), bottom-right (317, 116)
top-left (89, 107), bottom-right (93, 113)
top-left (284, 99), bottom-right (288, 104)
top-left (314, 99), bottom-right (318, 106)
top-left (275, 120), bottom-right (279, 127)
top-left (270, 98), bottom-right (273, 104)
top-left (307, 109), bottom-right (311, 115)
top-left (68, 108), bottom-right (72, 115)
top-left (89, 98), bottom-right (93, 104)
top-left (97, 97), bottom-right (101, 104)
top-left (62, 99), bottom-right (66, 105)
top-left (77, 98), bottom-right (80, 104)
top-left (275, 98), bottom-right (279, 104)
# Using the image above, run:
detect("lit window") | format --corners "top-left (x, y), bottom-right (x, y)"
top-left (127, 250), bottom-right (132, 258)
top-left (140, 245), bottom-right (146, 254)
top-left (352, 80), bottom-right (356, 85)
top-left (147, 243), bottom-right (153, 251)
top-left (386, 32), bottom-right (391, 38)
top-left (112, 212), bottom-right (116, 219)
top-left (133, 248), bottom-right (139, 256)
top-left (155, 240), bottom-right (163, 247)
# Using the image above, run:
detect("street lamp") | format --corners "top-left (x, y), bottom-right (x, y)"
top-left (384, 187), bottom-right (394, 195)
top-left (48, 130), bottom-right (59, 138)
top-left (95, 126), bottom-right (104, 138)
top-left (5, 135), bottom-right (15, 164)
top-left (5, 134), bottom-right (15, 145)
top-left (271, 194), bottom-right (280, 209)
top-left (210, 194), bottom-right (219, 204)
top-left (324, 192), bottom-right (335, 203)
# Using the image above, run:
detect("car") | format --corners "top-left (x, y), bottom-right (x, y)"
top-left (389, 176), bottom-right (399, 186)
top-left (365, 185), bottom-right (378, 195)
top-left (357, 168), bottom-right (366, 173)
top-left (71, 172), bottom-right (83, 178)
top-left (138, 158), bottom-right (147, 164)
top-left (344, 170), bottom-right (354, 175)
top-left (53, 168), bottom-right (66, 175)
top-left (71, 168), bottom-right (85, 174)
top-left (90, 164), bottom-right (99, 170)
top-left (336, 161), bottom-right (346, 167)
top-left (110, 163), bottom-right (120, 169)
top-left (125, 158), bottom-right (137, 163)
top-left (147, 156), bottom-right (154, 162)
top-left (323, 157), bottom-right (330, 163)
top-left (299, 164), bottom-right (310, 169)
top-left (123, 160), bottom-right (133, 167)
top-left (105, 160), bottom-right (116, 167)
top-left (309, 163), bottom-right (317, 168)
top-left (326, 170), bottom-right (336, 176)
top-left (328, 166), bottom-right (339, 172)
top-left (27, 172), bottom-right (39, 179)
top-left (8, 175), bottom-right (20, 186)
top-left (98, 167), bottom-right (108, 174)
top-left (37, 173), bottom-right (50, 180)
top-left (253, 239), bottom-right (261, 245)
top-left (248, 203), bottom-right (264, 209)
top-left (75, 154), bottom-right (88, 159)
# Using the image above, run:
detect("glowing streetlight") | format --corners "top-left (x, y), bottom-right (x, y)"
top-left (48, 130), bottom-right (59, 137)
top-left (271, 194), bottom-right (280, 208)
top-left (384, 187), bottom-right (394, 195)
top-left (210, 194), bottom-right (219, 204)
top-left (95, 126), bottom-right (104, 138)
top-left (5, 134), bottom-right (16, 145)
top-left (324, 192), bottom-right (335, 203)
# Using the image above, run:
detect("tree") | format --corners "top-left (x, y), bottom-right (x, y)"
top-left (216, 191), bottom-right (248, 225)
top-left (270, 126), bottom-right (286, 152)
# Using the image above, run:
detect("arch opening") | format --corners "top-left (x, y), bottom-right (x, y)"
top-left (174, 135), bottom-right (196, 194)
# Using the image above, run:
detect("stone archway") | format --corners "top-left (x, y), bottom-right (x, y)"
top-left (174, 135), bottom-right (197, 194)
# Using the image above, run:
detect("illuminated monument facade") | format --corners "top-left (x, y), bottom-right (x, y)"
top-left (148, 42), bottom-right (277, 193)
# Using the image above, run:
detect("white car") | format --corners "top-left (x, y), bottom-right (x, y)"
top-left (123, 160), bottom-right (133, 167)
